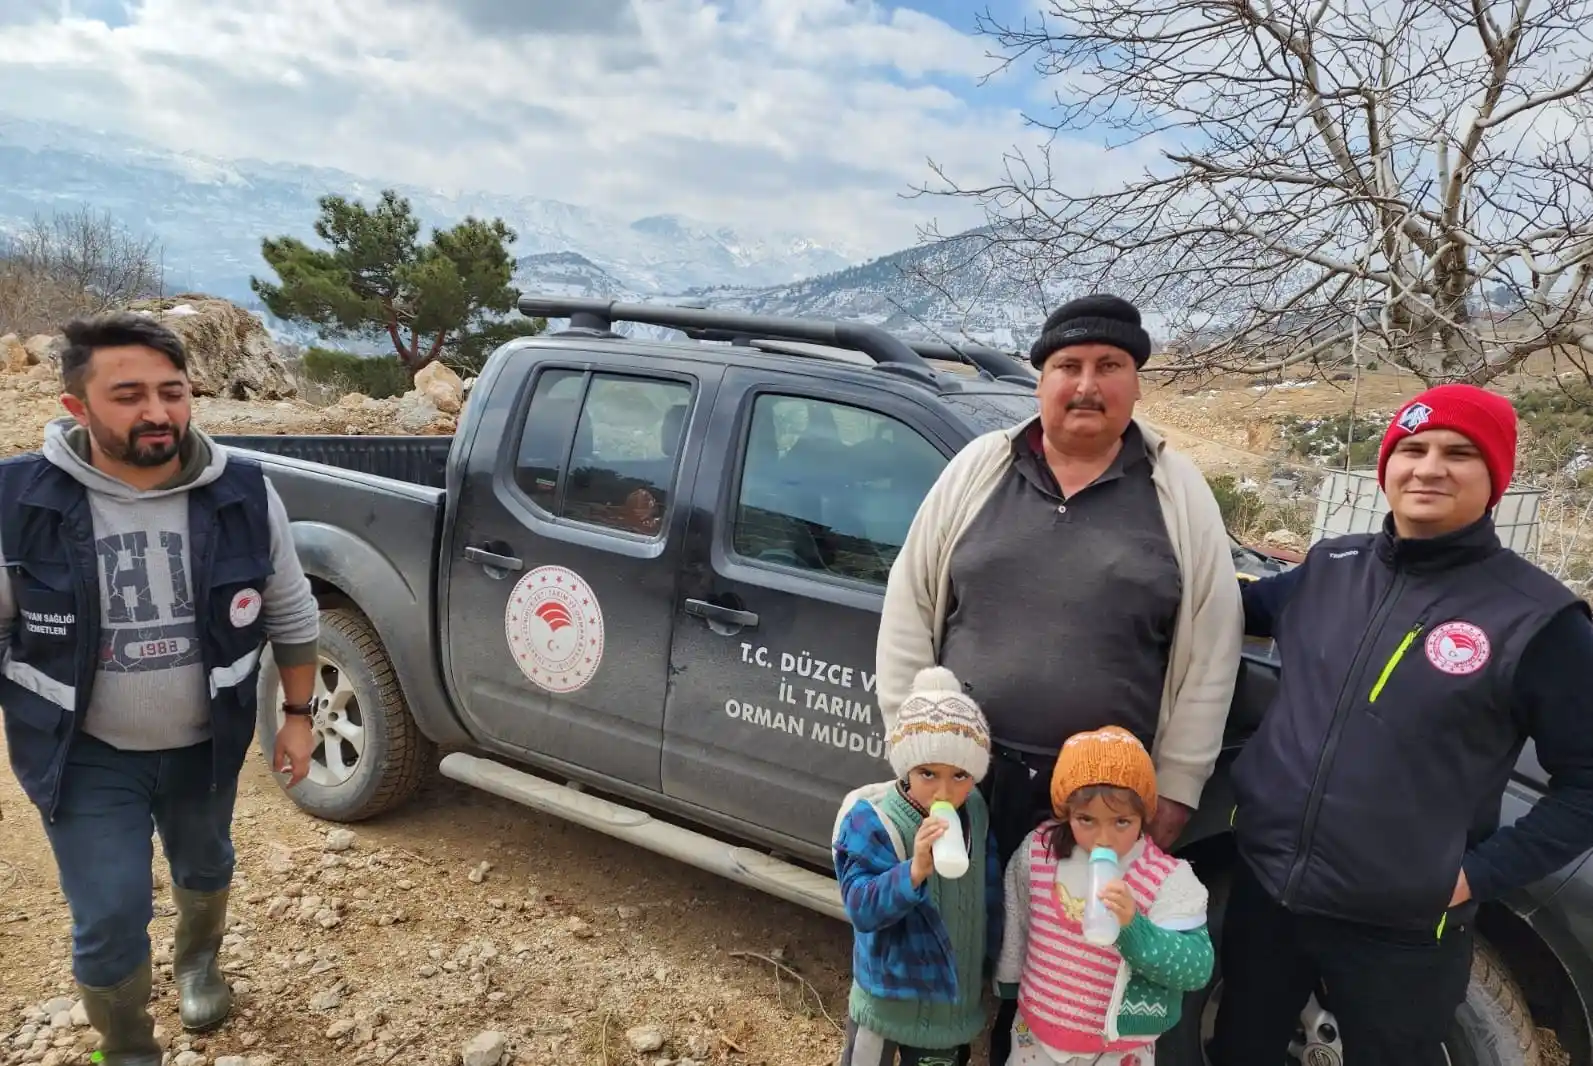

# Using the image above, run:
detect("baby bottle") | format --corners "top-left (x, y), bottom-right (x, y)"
top-left (929, 800), bottom-right (969, 878)
top-left (1082, 845), bottom-right (1121, 945)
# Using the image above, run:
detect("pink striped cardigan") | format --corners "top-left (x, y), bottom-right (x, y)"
top-left (995, 829), bottom-right (1208, 1055)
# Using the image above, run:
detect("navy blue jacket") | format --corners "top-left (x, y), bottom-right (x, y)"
top-left (1231, 515), bottom-right (1593, 932)
top-left (0, 453), bottom-right (275, 820)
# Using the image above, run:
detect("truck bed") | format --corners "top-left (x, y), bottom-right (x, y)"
top-left (210, 434), bottom-right (452, 489)
top-left (214, 432), bottom-right (472, 751)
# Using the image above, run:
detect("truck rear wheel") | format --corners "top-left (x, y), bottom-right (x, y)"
top-left (1448, 940), bottom-right (1541, 1066)
top-left (255, 606), bottom-right (435, 822)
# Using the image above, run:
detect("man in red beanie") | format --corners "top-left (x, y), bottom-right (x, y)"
top-left (1208, 383), bottom-right (1593, 1066)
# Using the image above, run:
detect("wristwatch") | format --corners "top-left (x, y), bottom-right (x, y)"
top-left (282, 700), bottom-right (315, 718)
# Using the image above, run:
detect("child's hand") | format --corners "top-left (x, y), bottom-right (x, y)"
top-left (1098, 879), bottom-right (1138, 925)
top-left (910, 816), bottom-right (948, 886)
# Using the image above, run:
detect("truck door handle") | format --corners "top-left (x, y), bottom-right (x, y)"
top-left (684, 598), bottom-right (759, 628)
top-left (465, 545), bottom-right (523, 571)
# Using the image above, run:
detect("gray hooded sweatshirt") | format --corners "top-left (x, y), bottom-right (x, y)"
top-left (0, 417), bottom-right (320, 751)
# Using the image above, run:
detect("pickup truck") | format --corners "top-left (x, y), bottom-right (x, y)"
top-left (219, 296), bottom-right (1593, 1066)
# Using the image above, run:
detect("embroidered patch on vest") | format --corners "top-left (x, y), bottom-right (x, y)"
top-left (1425, 621), bottom-right (1490, 675)
top-left (229, 588), bottom-right (262, 628)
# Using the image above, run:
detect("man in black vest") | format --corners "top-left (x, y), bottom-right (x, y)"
top-left (0, 313), bottom-right (321, 1065)
top-left (1209, 384), bottom-right (1593, 1065)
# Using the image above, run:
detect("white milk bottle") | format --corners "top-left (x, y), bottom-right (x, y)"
top-left (1082, 845), bottom-right (1122, 945)
top-left (928, 800), bottom-right (969, 878)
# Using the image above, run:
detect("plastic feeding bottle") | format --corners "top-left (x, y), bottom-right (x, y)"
top-left (929, 800), bottom-right (969, 879)
top-left (1082, 846), bottom-right (1122, 945)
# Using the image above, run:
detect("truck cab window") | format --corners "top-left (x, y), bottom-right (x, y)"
top-left (733, 394), bottom-right (947, 585)
top-left (514, 369), bottom-right (585, 512)
top-left (513, 370), bottom-right (692, 538)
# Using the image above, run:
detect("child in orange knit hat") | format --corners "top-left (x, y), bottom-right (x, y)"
top-left (994, 726), bottom-right (1214, 1065)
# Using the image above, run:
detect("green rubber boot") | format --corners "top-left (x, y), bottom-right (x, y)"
top-left (77, 956), bottom-right (162, 1066)
top-left (171, 885), bottom-right (234, 1031)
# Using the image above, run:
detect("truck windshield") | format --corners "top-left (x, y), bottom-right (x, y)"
top-left (941, 390), bottom-right (1040, 435)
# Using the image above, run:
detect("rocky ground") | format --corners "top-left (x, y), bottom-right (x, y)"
top-left (1137, 367), bottom-right (1459, 477)
top-left (1, 740), bottom-right (857, 1066)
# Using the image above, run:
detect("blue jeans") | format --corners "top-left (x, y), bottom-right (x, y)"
top-left (41, 733), bottom-right (238, 987)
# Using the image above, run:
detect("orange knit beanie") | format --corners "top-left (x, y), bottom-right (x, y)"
top-left (1049, 725), bottom-right (1158, 823)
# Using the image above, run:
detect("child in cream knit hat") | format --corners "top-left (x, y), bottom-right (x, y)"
top-left (995, 726), bottom-right (1214, 1065)
top-left (831, 666), bottom-right (1000, 1066)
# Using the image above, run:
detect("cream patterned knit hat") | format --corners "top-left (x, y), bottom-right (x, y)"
top-left (887, 666), bottom-right (991, 782)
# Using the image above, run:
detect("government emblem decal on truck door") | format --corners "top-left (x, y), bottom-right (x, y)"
top-left (504, 565), bottom-right (606, 693)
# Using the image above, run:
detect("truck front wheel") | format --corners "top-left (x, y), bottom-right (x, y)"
top-left (254, 606), bottom-right (435, 822)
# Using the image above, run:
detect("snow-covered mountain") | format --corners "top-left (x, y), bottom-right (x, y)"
top-left (681, 232), bottom-right (1070, 349)
top-left (2, 116), bottom-right (1102, 353)
top-left (513, 252), bottom-right (631, 300)
top-left (513, 231), bottom-right (1069, 350)
top-left (0, 116), bottom-right (859, 300)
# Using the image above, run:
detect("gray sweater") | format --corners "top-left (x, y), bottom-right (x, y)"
top-left (0, 418), bottom-right (320, 751)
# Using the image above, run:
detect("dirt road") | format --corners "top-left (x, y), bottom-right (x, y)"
top-left (1, 737), bottom-right (856, 1066)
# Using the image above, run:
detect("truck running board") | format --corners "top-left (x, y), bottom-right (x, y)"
top-left (438, 753), bottom-right (848, 922)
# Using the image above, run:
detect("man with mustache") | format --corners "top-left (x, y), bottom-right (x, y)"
top-left (877, 294), bottom-right (1242, 1063)
top-left (0, 313), bottom-right (320, 1065)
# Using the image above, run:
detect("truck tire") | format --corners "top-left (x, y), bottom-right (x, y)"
top-left (255, 606), bottom-right (435, 822)
top-left (1448, 940), bottom-right (1541, 1066)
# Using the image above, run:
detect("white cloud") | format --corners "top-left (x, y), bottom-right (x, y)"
top-left (0, 0), bottom-right (1145, 256)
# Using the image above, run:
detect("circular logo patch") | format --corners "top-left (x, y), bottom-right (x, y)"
top-left (1425, 621), bottom-right (1491, 675)
top-left (504, 565), bottom-right (605, 693)
top-left (229, 588), bottom-right (262, 628)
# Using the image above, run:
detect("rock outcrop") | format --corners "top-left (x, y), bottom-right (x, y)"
top-left (413, 361), bottom-right (463, 414)
top-left (0, 333), bottom-right (32, 373)
top-left (393, 361), bottom-right (467, 434)
top-left (1263, 528), bottom-right (1309, 555)
top-left (6, 296), bottom-right (298, 401)
top-left (23, 334), bottom-right (61, 366)
top-left (122, 296), bottom-right (298, 400)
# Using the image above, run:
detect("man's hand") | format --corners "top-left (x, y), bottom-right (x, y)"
top-left (910, 816), bottom-right (948, 886)
top-left (1450, 869), bottom-right (1472, 908)
top-left (273, 716), bottom-right (317, 788)
top-left (1098, 879), bottom-right (1138, 926)
top-left (1147, 799), bottom-right (1193, 851)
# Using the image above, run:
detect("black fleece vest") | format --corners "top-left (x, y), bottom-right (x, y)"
top-left (1231, 517), bottom-right (1581, 931)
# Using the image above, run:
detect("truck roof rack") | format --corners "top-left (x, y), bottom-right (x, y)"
top-left (907, 340), bottom-right (1035, 384)
top-left (519, 295), bottom-right (976, 389)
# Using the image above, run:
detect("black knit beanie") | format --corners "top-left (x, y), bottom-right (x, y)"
top-left (1028, 294), bottom-right (1152, 369)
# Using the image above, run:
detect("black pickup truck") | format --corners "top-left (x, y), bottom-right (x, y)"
top-left (219, 297), bottom-right (1593, 1066)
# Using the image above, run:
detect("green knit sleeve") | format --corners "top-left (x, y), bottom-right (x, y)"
top-left (1114, 911), bottom-right (1214, 992)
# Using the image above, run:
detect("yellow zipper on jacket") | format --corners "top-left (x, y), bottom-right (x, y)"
top-left (1368, 624), bottom-right (1424, 703)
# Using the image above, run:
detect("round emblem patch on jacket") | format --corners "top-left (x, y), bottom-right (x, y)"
top-left (229, 588), bottom-right (262, 628)
top-left (1425, 621), bottom-right (1491, 675)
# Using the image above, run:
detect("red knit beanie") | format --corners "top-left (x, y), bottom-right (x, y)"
top-left (1376, 384), bottom-right (1518, 509)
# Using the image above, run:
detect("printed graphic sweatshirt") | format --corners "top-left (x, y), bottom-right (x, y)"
top-left (0, 418), bottom-right (320, 751)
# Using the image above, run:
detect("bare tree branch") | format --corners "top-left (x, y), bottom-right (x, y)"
top-left (917, 0), bottom-right (1593, 385)
top-left (0, 208), bottom-right (164, 336)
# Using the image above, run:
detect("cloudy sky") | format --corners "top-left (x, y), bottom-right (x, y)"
top-left (0, 0), bottom-right (1145, 257)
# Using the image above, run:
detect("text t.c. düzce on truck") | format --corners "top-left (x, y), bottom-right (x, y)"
top-left (216, 297), bottom-right (1593, 1066)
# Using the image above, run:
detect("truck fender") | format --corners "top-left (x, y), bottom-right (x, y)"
top-left (288, 519), bottom-right (475, 750)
